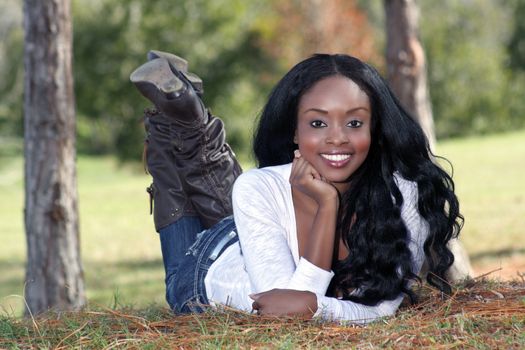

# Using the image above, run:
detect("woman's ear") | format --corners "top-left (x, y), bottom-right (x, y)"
top-left (293, 132), bottom-right (298, 144)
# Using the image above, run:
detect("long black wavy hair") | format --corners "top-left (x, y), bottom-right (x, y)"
top-left (253, 54), bottom-right (463, 306)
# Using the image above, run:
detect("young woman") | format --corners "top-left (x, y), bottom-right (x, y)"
top-left (130, 52), bottom-right (463, 322)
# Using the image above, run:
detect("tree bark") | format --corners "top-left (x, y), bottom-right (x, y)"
top-left (384, 0), bottom-right (472, 282)
top-left (23, 0), bottom-right (86, 314)
top-left (384, 0), bottom-right (435, 150)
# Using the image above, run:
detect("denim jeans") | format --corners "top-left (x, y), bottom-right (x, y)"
top-left (158, 215), bottom-right (238, 313)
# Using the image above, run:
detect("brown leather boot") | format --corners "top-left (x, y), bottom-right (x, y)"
top-left (172, 112), bottom-right (242, 228)
top-left (142, 108), bottom-right (197, 231)
top-left (131, 51), bottom-right (242, 230)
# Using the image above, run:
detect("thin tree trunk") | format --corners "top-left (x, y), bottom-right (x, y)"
top-left (384, 0), bottom-right (473, 281)
top-left (384, 0), bottom-right (435, 150)
top-left (23, 0), bottom-right (85, 314)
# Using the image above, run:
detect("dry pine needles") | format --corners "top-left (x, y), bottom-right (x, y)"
top-left (1, 279), bottom-right (524, 349)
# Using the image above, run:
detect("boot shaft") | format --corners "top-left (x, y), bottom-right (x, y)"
top-left (144, 108), bottom-right (242, 230)
top-left (133, 51), bottom-right (242, 230)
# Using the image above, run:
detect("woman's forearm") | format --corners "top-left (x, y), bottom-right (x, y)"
top-left (302, 199), bottom-right (339, 271)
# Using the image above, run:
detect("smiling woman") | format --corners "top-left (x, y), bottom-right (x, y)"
top-left (294, 76), bottom-right (372, 192)
top-left (129, 52), bottom-right (463, 323)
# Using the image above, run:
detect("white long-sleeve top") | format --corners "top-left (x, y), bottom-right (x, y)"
top-left (204, 163), bottom-right (429, 323)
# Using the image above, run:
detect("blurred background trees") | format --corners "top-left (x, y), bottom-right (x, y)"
top-left (420, 0), bottom-right (521, 139)
top-left (1, 0), bottom-right (524, 163)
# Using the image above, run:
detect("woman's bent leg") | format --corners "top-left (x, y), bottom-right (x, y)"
top-left (131, 51), bottom-right (242, 310)
top-left (131, 51), bottom-right (242, 230)
top-left (143, 108), bottom-right (197, 231)
top-left (159, 216), bottom-right (204, 310)
top-left (174, 113), bottom-right (242, 228)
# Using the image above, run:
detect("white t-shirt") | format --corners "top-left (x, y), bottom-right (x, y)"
top-left (204, 163), bottom-right (429, 323)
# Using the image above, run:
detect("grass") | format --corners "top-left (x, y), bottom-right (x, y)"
top-left (0, 280), bottom-right (523, 348)
top-left (0, 156), bottom-right (165, 317)
top-left (437, 130), bottom-right (525, 277)
top-left (0, 130), bottom-right (524, 347)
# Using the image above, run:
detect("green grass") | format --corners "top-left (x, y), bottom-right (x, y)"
top-left (0, 156), bottom-right (165, 317)
top-left (1, 130), bottom-right (524, 318)
top-left (437, 130), bottom-right (525, 271)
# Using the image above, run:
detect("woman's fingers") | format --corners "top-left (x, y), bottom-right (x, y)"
top-left (291, 156), bottom-right (319, 184)
top-left (292, 149), bottom-right (325, 183)
top-left (290, 149), bottom-right (302, 178)
top-left (290, 154), bottom-right (307, 182)
top-left (309, 165), bottom-right (321, 180)
top-left (290, 149), bottom-right (332, 191)
top-left (290, 155), bottom-right (339, 204)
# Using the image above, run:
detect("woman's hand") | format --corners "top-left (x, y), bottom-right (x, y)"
top-left (290, 149), bottom-right (340, 271)
top-left (290, 150), bottom-right (338, 205)
top-left (250, 289), bottom-right (317, 318)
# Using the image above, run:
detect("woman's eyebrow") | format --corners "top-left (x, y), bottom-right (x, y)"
top-left (301, 106), bottom-right (370, 114)
top-left (302, 108), bottom-right (328, 114)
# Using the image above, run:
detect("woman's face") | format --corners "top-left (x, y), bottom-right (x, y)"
top-left (295, 75), bottom-right (371, 192)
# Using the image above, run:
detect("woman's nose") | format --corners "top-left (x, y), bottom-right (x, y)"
top-left (326, 126), bottom-right (349, 145)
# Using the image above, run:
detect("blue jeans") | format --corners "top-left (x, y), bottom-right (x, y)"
top-left (158, 215), bottom-right (238, 313)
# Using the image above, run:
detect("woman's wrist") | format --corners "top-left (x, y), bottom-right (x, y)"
top-left (316, 194), bottom-right (339, 211)
top-left (302, 198), bottom-right (339, 271)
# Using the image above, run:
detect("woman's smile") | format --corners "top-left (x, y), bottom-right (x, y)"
top-left (320, 152), bottom-right (352, 167)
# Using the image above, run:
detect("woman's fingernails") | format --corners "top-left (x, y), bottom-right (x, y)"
top-left (294, 149), bottom-right (301, 158)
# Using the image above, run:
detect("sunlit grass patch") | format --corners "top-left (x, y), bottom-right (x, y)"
top-left (438, 130), bottom-right (525, 276)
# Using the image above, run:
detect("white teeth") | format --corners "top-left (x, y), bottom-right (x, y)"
top-left (321, 154), bottom-right (350, 162)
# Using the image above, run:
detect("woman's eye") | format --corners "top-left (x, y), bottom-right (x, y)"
top-left (310, 120), bottom-right (326, 128)
top-left (347, 120), bottom-right (363, 128)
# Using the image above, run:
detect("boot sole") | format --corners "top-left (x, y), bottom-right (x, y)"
top-left (147, 50), bottom-right (203, 92)
top-left (130, 58), bottom-right (184, 96)
top-left (148, 50), bottom-right (188, 72)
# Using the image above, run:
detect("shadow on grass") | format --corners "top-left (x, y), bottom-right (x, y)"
top-left (83, 258), bottom-right (165, 307)
top-left (0, 260), bottom-right (25, 293)
top-left (0, 258), bottom-right (165, 305)
top-left (90, 258), bottom-right (163, 270)
top-left (470, 247), bottom-right (525, 261)
top-left (0, 260), bottom-right (25, 268)
top-left (0, 258), bottom-right (163, 277)
top-left (84, 259), bottom-right (164, 288)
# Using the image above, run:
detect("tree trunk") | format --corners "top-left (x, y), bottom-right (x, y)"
top-left (384, 0), bottom-right (473, 282)
top-left (23, 0), bottom-right (86, 314)
top-left (384, 0), bottom-right (435, 150)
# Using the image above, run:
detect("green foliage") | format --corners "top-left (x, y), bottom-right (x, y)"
top-left (358, 0), bottom-right (525, 139)
top-left (0, 0), bottom-right (23, 140)
top-left (0, 0), bottom-right (277, 161)
top-left (508, 0), bottom-right (525, 72)
top-left (72, 0), bottom-right (276, 161)
top-left (505, 0), bottom-right (525, 131)
top-left (420, 0), bottom-right (524, 138)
